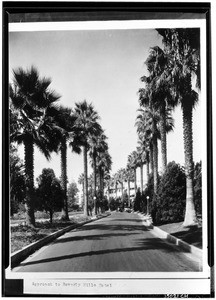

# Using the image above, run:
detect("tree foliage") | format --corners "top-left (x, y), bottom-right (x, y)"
top-left (152, 161), bottom-right (186, 225)
top-left (10, 145), bottom-right (26, 215)
top-left (36, 168), bottom-right (63, 223)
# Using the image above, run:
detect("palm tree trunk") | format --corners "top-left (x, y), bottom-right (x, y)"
top-left (121, 182), bottom-right (124, 202)
top-left (160, 105), bottom-right (167, 173)
top-left (93, 153), bottom-right (97, 214)
top-left (24, 140), bottom-right (35, 227)
top-left (101, 170), bottom-right (104, 198)
top-left (115, 181), bottom-right (118, 199)
top-left (127, 180), bottom-right (130, 207)
top-left (182, 105), bottom-right (198, 227)
top-left (146, 151), bottom-right (150, 182)
top-left (149, 144), bottom-right (154, 174)
top-left (134, 168), bottom-right (137, 194)
top-left (83, 145), bottom-right (88, 216)
top-left (153, 137), bottom-right (158, 195)
top-left (60, 138), bottom-right (69, 220)
top-left (140, 164), bottom-right (144, 192)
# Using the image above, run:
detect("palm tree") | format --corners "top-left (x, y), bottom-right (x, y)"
top-left (96, 149), bottom-right (112, 198)
top-left (9, 66), bottom-right (61, 227)
top-left (136, 106), bottom-right (160, 194)
top-left (73, 100), bottom-right (102, 216)
top-left (123, 167), bottom-right (134, 207)
top-left (104, 173), bottom-right (112, 207)
top-left (136, 146), bottom-right (146, 192)
top-left (142, 46), bottom-right (176, 173)
top-left (137, 136), bottom-right (150, 183)
top-left (127, 151), bottom-right (139, 194)
top-left (157, 28), bottom-right (200, 226)
top-left (89, 132), bottom-right (108, 214)
top-left (51, 106), bottom-right (82, 220)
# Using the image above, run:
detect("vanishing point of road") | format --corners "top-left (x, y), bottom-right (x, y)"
top-left (13, 212), bottom-right (201, 272)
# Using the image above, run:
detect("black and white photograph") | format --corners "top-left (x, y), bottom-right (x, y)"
top-left (3, 2), bottom-right (214, 297)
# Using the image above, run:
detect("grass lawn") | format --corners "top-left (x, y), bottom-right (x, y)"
top-left (10, 213), bottom-right (91, 253)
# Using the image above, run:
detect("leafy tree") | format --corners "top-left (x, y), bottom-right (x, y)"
top-left (153, 161), bottom-right (186, 225)
top-left (68, 181), bottom-right (79, 210)
top-left (9, 66), bottom-right (61, 226)
top-left (36, 168), bottom-right (63, 223)
top-left (9, 145), bottom-right (26, 215)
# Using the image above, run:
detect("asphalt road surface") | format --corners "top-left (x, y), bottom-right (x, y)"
top-left (13, 212), bottom-right (201, 272)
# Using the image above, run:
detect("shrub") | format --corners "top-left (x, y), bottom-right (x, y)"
top-left (109, 197), bottom-right (117, 211)
top-left (143, 174), bottom-right (160, 214)
top-left (152, 161), bottom-right (186, 225)
top-left (133, 188), bottom-right (142, 212)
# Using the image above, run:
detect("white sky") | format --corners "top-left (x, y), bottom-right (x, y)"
top-left (9, 22), bottom-right (203, 186)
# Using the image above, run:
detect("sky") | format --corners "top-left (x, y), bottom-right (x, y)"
top-left (9, 23), bottom-right (203, 187)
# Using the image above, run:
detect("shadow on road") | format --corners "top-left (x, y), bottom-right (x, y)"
top-left (53, 231), bottom-right (142, 244)
top-left (19, 237), bottom-right (183, 269)
top-left (110, 218), bottom-right (144, 223)
top-left (75, 223), bottom-right (148, 233)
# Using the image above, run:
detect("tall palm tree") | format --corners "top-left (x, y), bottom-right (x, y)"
top-left (96, 149), bottom-right (112, 198)
top-left (9, 66), bottom-right (61, 227)
top-left (73, 100), bottom-right (102, 216)
top-left (136, 146), bottom-right (146, 192)
top-left (137, 136), bottom-right (150, 183)
top-left (136, 106), bottom-right (160, 194)
top-left (104, 173), bottom-right (112, 207)
top-left (157, 28), bottom-right (200, 226)
top-left (51, 106), bottom-right (82, 220)
top-left (127, 151), bottom-right (139, 194)
top-left (123, 167), bottom-right (134, 207)
top-left (142, 46), bottom-right (176, 173)
top-left (89, 132), bottom-right (108, 214)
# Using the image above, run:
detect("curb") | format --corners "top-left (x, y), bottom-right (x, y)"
top-left (11, 213), bottom-right (110, 268)
top-left (138, 213), bottom-right (203, 259)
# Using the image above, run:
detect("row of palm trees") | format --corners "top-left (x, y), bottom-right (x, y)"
top-left (9, 66), bottom-right (112, 227)
top-left (121, 28), bottom-right (200, 227)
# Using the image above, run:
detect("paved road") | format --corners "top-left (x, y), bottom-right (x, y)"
top-left (13, 212), bottom-right (201, 272)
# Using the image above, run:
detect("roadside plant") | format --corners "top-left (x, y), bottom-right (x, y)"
top-left (153, 161), bottom-right (186, 225)
top-left (36, 168), bottom-right (63, 223)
